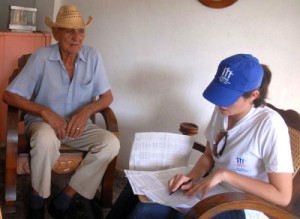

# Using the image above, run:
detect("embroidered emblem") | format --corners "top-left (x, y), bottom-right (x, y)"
top-left (218, 67), bottom-right (234, 85)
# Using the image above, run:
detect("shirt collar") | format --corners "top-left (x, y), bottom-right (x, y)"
top-left (49, 44), bottom-right (86, 62)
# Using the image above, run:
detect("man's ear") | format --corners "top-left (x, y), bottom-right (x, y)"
top-left (52, 28), bottom-right (59, 41)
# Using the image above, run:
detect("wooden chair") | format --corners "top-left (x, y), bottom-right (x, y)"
top-left (180, 104), bottom-right (300, 219)
top-left (4, 54), bottom-right (119, 213)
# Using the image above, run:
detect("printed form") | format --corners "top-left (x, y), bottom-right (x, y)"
top-left (125, 166), bottom-right (200, 210)
top-left (129, 132), bottom-right (194, 171)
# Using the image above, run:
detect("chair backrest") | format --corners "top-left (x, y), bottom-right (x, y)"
top-left (267, 103), bottom-right (300, 176)
top-left (289, 126), bottom-right (300, 176)
top-left (267, 103), bottom-right (300, 215)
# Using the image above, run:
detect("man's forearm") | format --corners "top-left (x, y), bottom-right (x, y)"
top-left (3, 90), bottom-right (48, 117)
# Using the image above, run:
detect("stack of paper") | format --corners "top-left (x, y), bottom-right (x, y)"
top-left (125, 166), bottom-right (200, 210)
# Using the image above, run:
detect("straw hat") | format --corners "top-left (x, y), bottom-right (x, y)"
top-left (45, 5), bottom-right (93, 29)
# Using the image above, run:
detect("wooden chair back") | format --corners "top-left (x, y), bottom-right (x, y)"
top-left (267, 104), bottom-right (300, 176)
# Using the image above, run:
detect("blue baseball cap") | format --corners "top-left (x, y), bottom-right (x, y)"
top-left (203, 54), bottom-right (263, 107)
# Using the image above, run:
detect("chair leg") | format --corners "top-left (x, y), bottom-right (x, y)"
top-left (100, 156), bottom-right (117, 207)
top-left (5, 106), bottom-right (20, 213)
top-left (5, 144), bottom-right (18, 213)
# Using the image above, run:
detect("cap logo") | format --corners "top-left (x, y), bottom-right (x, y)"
top-left (218, 67), bottom-right (234, 85)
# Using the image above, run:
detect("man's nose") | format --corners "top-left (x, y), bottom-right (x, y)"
top-left (71, 30), bottom-right (82, 40)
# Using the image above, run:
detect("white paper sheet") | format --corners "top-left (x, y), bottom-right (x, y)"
top-left (125, 166), bottom-right (192, 195)
top-left (125, 166), bottom-right (229, 211)
top-left (129, 132), bottom-right (193, 171)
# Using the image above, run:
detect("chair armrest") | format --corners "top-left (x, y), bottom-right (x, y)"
top-left (185, 192), bottom-right (297, 219)
top-left (7, 105), bottom-right (19, 136)
top-left (193, 141), bottom-right (206, 153)
top-left (99, 107), bottom-right (118, 136)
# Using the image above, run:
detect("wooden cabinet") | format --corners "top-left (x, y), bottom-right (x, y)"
top-left (0, 31), bottom-right (51, 144)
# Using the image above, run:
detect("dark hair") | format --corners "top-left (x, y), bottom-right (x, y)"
top-left (243, 64), bottom-right (272, 108)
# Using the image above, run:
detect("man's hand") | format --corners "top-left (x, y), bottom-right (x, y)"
top-left (41, 110), bottom-right (68, 140)
top-left (66, 108), bottom-right (91, 138)
top-left (41, 108), bottom-right (91, 140)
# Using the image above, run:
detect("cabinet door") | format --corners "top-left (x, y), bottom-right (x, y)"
top-left (0, 32), bottom-right (51, 144)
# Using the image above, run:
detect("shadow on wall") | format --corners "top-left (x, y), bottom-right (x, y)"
top-left (117, 63), bottom-right (201, 169)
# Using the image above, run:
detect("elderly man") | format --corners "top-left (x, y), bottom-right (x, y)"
top-left (3, 5), bottom-right (120, 218)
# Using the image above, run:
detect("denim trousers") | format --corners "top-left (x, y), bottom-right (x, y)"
top-left (105, 181), bottom-right (246, 219)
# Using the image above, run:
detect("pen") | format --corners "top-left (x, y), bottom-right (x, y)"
top-left (169, 178), bottom-right (193, 195)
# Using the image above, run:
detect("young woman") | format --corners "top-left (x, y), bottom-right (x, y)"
top-left (105, 54), bottom-right (293, 219)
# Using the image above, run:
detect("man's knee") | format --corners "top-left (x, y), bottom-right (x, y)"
top-left (29, 123), bottom-right (59, 152)
top-left (109, 133), bottom-right (120, 156)
top-left (91, 131), bottom-right (120, 156)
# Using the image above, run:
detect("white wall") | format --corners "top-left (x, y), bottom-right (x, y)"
top-left (37, 0), bottom-right (300, 170)
top-left (35, 0), bottom-right (60, 33)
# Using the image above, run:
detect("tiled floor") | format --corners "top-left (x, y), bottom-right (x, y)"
top-left (0, 146), bottom-right (127, 219)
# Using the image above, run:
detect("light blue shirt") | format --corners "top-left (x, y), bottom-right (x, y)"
top-left (7, 44), bottom-right (111, 125)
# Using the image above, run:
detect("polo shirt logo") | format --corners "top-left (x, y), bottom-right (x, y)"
top-left (218, 67), bottom-right (234, 85)
top-left (233, 156), bottom-right (248, 173)
top-left (236, 157), bottom-right (245, 167)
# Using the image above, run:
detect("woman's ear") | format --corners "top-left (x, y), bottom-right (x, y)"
top-left (251, 90), bottom-right (260, 102)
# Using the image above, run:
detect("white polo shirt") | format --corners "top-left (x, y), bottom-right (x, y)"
top-left (204, 105), bottom-right (294, 218)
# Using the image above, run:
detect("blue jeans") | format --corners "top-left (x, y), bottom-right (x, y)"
top-left (105, 181), bottom-right (246, 219)
top-left (128, 202), bottom-right (184, 219)
top-left (105, 182), bottom-right (184, 219)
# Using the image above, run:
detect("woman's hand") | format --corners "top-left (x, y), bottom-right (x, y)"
top-left (185, 169), bottom-right (224, 199)
top-left (168, 174), bottom-right (193, 194)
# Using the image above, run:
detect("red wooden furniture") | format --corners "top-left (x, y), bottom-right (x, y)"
top-left (0, 31), bottom-right (51, 145)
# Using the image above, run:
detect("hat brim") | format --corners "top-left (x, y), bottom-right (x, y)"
top-left (203, 80), bottom-right (243, 107)
top-left (45, 16), bottom-right (93, 29)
